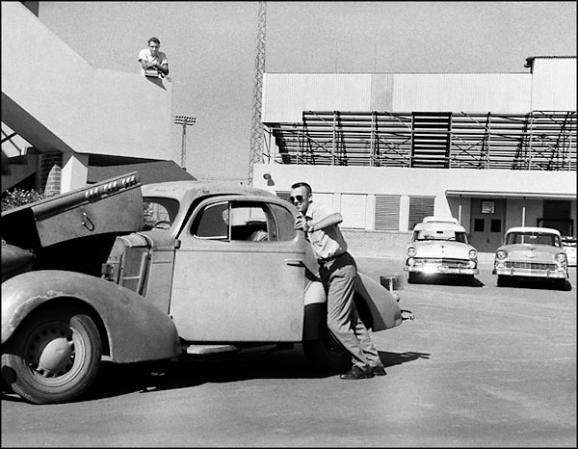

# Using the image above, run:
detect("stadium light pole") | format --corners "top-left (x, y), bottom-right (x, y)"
top-left (174, 115), bottom-right (196, 171)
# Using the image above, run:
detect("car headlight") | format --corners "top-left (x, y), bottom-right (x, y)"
top-left (467, 260), bottom-right (476, 269)
top-left (468, 249), bottom-right (478, 260)
top-left (407, 247), bottom-right (416, 257)
top-left (407, 257), bottom-right (415, 267)
top-left (556, 252), bottom-right (567, 265)
top-left (496, 250), bottom-right (507, 260)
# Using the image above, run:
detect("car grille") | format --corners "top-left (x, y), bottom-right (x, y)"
top-left (505, 261), bottom-right (556, 270)
top-left (414, 258), bottom-right (470, 268)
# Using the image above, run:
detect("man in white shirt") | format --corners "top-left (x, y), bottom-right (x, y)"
top-left (138, 37), bottom-right (169, 77)
top-left (291, 181), bottom-right (386, 380)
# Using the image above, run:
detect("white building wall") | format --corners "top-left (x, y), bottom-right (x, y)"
top-left (391, 73), bottom-right (531, 113)
top-left (262, 73), bottom-right (372, 123)
top-left (531, 58), bottom-right (577, 111)
top-left (253, 164), bottom-right (576, 256)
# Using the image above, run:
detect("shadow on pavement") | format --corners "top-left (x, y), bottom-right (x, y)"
top-left (408, 274), bottom-right (485, 287)
top-left (378, 351), bottom-right (430, 368)
top-left (498, 277), bottom-right (572, 291)
top-left (0, 347), bottom-right (429, 403)
top-left (1, 347), bottom-right (430, 404)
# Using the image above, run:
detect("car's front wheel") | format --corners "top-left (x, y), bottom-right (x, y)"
top-left (1, 307), bottom-right (102, 404)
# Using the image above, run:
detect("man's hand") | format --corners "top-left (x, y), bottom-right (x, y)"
top-left (295, 214), bottom-right (311, 232)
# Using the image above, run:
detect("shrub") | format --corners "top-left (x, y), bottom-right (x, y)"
top-left (1, 188), bottom-right (46, 213)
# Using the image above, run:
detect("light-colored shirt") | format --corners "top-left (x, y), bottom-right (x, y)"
top-left (138, 48), bottom-right (168, 75)
top-left (304, 202), bottom-right (347, 260)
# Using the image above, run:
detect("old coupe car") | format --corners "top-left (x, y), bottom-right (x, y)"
top-left (404, 216), bottom-right (479, 284)
top-left (1, 173), bottom-right (408, 404)
top-left (492, 226), bottom-right (569, 287)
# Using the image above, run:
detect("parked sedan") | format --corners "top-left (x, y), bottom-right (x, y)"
top-left (404, 216), bottom-right (479, 284)
top-left (493, 226), bottom-right (569, 287)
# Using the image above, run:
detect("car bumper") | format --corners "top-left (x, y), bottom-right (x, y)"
top-left (404, 264), bottom-right (478, 275)
top-left (492, 266), bottom-right (568, 279)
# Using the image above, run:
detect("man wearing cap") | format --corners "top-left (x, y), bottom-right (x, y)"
top-left (138, 37), bottom-right (169, 77)
top-left (290, 182), bottom-right (385, 380)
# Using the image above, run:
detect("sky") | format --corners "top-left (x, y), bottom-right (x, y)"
top-left (36, 1), bottom-right (577, 182)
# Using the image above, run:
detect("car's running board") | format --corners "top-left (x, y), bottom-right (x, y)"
top-left (185, 344), bottom-right (238, 355)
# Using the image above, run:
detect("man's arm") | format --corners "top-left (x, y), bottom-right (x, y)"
top-left (157, 62), bottom-right (169, 76)
top-left (310, 213), bottom-right (342, 232)
top-left (140, 59), bottom-right (155, 70)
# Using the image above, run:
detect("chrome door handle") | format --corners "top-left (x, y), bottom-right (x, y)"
top-left (284, 258), bottom-right (304, 267)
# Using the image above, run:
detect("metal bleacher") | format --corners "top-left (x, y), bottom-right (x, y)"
top-left (263, 110), bottom-right (576, 171)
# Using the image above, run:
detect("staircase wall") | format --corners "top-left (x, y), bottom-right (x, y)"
top-left (1, 2), bottom-right (173, 162)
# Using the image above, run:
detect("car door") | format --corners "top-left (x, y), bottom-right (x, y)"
top-left (170, 195), bottom-right (307, 342)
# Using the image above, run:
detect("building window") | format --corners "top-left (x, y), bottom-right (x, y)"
top-left (408, 196), bottom-right (435, 230)
top-left (481, 200), bottom-right (495, 214)
top-left (490, 219), bottom-right (501, 233)
top-left (474, 219), bottom-right (485, 232)
top-left (375, 195), bottom-right (400, 231)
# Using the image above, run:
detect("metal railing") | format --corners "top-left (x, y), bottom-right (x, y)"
top-left (264, 110), bottom-right (576, 170)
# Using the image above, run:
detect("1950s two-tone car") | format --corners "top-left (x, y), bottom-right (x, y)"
top-left (492, 226), bottom-right (569, 287)
top-left (1, 173), bottom-right (410, 404)
top-left (404, 216), bottom-right (479, 284)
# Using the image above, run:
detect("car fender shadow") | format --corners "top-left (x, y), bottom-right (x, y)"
top-left (378, 351), bottom-right (430, 368)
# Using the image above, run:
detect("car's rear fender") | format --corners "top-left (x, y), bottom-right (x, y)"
top-left (1, 270), bottom-right (181, 363)
top-left (355, 272), bottom-right (403, 331)
top-left (302, 272), bottom-right (402, 340)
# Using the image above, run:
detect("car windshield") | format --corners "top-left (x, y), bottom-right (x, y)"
top-left (414, 229), bottom-right (468, 243)
top-left (506, 232), bottom-right (561, 247)
top-left (143, 197), bottom-right (180, 230)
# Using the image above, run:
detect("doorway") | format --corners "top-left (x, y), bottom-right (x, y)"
top-left (469, 198), bottom-right (506, 252)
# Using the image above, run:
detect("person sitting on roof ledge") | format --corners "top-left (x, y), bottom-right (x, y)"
top-left (138, 37), bottom-right (169, 78)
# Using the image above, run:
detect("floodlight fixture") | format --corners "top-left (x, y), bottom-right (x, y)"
top-left (174, 114), bottom-right (197, 170)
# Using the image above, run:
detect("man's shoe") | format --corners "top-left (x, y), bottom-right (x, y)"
top-left (371, 365), bottom-right (387, 376)
top-left (339, 366), bottom-right (374, 380)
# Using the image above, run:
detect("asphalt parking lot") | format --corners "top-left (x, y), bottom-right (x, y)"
top-left (1, 257), bottom-right (576, 447)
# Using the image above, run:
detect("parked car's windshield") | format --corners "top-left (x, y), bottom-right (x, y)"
top-left (414, 230), bottom-right (468, 243)
top-left (506, 232), bottom-right (561, 247)
top-left (143, 197), bottom-right (180, 230)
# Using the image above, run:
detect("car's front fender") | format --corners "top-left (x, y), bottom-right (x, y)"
top-left (2, 270), bottom-right (181, 363)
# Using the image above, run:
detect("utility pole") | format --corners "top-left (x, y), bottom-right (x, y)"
top-left (248, 0), bottom-right (266, 185)
top-left (174, 115), bottom-right (196, 171)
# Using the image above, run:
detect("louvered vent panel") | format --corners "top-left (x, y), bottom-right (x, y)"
top-left (408, 196), bottom-right (435, 230)
top-left (375, 195), bottom-right (400, 230)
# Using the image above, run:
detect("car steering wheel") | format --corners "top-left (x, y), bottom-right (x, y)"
top-left (154, 220), bottom-right (171, 230)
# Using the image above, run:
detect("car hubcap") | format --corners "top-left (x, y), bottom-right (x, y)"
top-left (25, 322), bottom-right (82, 381)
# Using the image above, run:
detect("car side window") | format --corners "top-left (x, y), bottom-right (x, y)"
top-left (190, 200), bottom-right (295, 243)
top-left (192, 201), bottom-right (229, 240)
top-left (268, 203), bottom-right (296, 241)
top-left (142, 197), bottom-right (179, 230)
top-left (229, 202), bottom-right (270, 241)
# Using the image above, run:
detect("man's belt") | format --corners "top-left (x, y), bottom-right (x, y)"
top-left (318, 252), bottom-right (348, 264)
